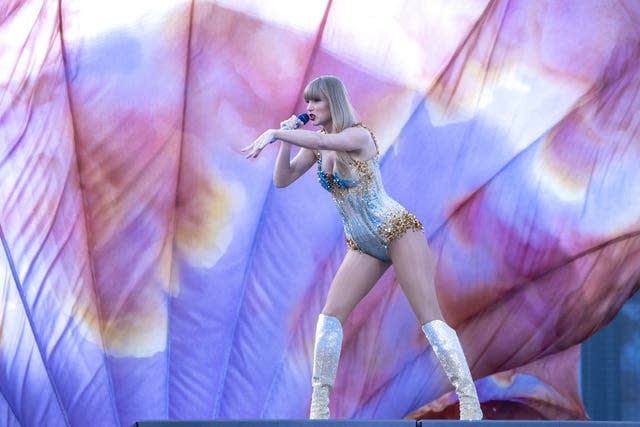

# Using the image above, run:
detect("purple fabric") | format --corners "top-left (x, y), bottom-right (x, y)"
top-left (1, 0), bottom-right (638, 425)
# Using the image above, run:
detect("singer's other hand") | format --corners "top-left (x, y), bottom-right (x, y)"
top-left (242, 129), bottom-right (275, 159)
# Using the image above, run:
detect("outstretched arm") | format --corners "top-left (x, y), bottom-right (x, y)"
top-left (274, 126), bottom-right (369, 152)
top-left (242, 125), bottom-right (370, 159)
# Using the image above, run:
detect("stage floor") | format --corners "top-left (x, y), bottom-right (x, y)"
top-left (132, 419), bottom-right (640, 427)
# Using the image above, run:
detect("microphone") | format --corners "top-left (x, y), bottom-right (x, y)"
top-left (281, 113), bottom-right (310, 130)
top-left (268, 113), bottom-right (310, 144)
top-left (294, 113), bottom-right (310, 127)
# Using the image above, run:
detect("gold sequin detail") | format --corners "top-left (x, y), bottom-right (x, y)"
top-left (316, 122), bottom-right (425, 261)
top-left (349, 158), bottom-right (373, 184)
top-left (379, 210), bottom-right (424, 244)
top-left (346, 238), bottom-right (359, 251)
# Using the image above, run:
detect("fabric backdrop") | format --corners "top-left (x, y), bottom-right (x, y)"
top-left (1, 0), bottom-right (639, 426)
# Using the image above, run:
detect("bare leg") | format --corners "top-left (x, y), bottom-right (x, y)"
top-left (387, 229), bottom-right (443, 324)
top-left (310, 249), bottom-right (389, 419)
top-left (388, 229), bottom-right (482, 420)
top-left (322, 249), bottom-right (390, 323)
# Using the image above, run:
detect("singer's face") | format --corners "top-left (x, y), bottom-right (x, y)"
top-left (306, 94), bottom-right (332, 130)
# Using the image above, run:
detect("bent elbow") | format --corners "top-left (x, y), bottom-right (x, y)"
top-left (273, 177), bottom-right (289, 188)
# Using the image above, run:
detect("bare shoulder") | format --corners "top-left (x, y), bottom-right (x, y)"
top-left (342, 125), bottom-right (376, 159)
top-left (341, 125), bottom-right (371, 143)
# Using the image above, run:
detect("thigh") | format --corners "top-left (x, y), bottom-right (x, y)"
top-left (322, 250), bottom-right (390, 324)
top-left (387, 229), bottom-right (444, 325)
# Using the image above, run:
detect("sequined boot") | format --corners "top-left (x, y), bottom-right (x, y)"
top-left (422, 319), bottom-right (482, 420)
top-left (309, 314), bottom-right (343, 419)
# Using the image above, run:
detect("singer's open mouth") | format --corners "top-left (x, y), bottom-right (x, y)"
top-left (309, 114), bottom-right (316, 120)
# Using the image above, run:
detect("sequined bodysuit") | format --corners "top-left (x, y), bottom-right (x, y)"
top-left (316, 125), bottom-right (423, 262)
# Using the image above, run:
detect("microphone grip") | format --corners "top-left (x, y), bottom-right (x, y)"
top-left (270, 113), bottom-right (310, 144)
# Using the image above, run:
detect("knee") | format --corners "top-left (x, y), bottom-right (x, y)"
top-left (319, 308), bottom-right (347, 325)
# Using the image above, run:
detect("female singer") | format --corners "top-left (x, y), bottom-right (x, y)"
top-left (242, 75), bottom-right (482, 420)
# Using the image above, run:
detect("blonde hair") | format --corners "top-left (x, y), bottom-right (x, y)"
top-left (303, 76), bottom-right (357, 133)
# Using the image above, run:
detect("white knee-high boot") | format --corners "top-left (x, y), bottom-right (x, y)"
top-left (309, 314), bottom-right (343, 419)
top-left (422, 319), bottom-right (482, 420)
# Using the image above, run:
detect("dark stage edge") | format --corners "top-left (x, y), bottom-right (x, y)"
top-left (131, 420), bottom-right (640, 427)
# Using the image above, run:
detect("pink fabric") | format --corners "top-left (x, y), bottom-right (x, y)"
top-left (1, 0), bottom-right (638, 425)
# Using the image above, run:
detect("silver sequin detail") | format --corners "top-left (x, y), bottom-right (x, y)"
top-left (315, 128), bottom-right (423, 262)
top-left (310, 314), bottom-right (343, 419)
top-left (422, 319), bottom-right (483, 420)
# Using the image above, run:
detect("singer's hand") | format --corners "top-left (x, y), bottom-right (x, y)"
top-left (280, 114), bottom-right (299, 130)
top-left (242, 129), bottom-right (276, 159)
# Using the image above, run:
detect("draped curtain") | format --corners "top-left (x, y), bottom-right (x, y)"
top-left (1, 1), bottom-right (639, 426)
